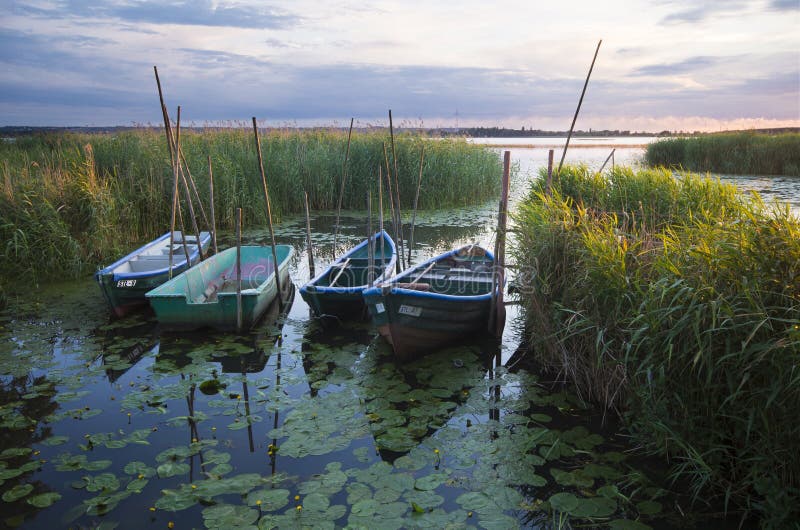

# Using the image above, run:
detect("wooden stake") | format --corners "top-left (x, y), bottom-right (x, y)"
top-left (489, 151), bottom-right (510, 336)
top-left (168, 106), bottom-right (181, 279)
top-left (332, 117), bottom-right (354, 253)
top-left (251, 117), bottom-right (283, 311)
top-left (253, 116), bottom-right (283, 311)
top-left (546, 149), bottom-right (554, 196)
top-left (382, 144), bottom-right (402, 272)
top-left (378, 170), bottom-right (385, 280)
top-left (208, 155), bottom-right (218, 255)
top-left (557, 39), bottom-right (602, 174)
top-left (407, 145), bottom-right (425, 265)
top-left (597, 148), bottom-right (616, 176)
top-left (236, 207), bottom-right (243, 332)
top-left (304, 190), bottom-right (315, 279)
top-left (388, 111), bottom-right (405, 270)
top-left (367, 186), bottom-right (374, 285)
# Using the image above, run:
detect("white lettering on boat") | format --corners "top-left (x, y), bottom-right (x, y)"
top-left (375, 303), bottom-right (385, 313)
top-left (117, 280), bottom-right (137, 287)
top-left (398, 304), bottom-right (422, 317)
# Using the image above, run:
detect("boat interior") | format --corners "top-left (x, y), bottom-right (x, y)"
top-left (113, 232), bottom-right (209, 274)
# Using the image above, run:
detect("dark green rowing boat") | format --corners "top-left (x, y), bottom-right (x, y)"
top-left (362, 244), bottom-right (500, 360)
top-left (300, 230), bottom-right (396, 320)
top-left (146, 245), bottom-right (294, 331)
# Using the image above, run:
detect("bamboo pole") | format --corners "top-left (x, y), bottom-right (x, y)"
top-left (367, 186), bottom-right (374, 285)
top-left (382, 144), bottom-right (402, 272)
top-left (251, 117), bottom-right (283, 311)
top-left (178, 165), bottom-right (204, 260)
top-left (596, 148), bottom-right (616, 176)
top-left (332, 117), bottom-right (354, 253)
top-left (378, 170), bottom-right (385, 281)
top-left (407, 145), bottom-right (425, 265)
top-left (304, 190), bottom-right (315, 279)
top-left (207, 155), bottom-right (218, 255)
top-left (489, 151), bottom-right (510, 336)
top-left (236, 207), bottom-right (243, 333)
top-left (388, 111), bottom-right (406, 270)
top-left (557, 39), bottom-right (602, 174)
top-left (168, 107), bottom-right (181, 279)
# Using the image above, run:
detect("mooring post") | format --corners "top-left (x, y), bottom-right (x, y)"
top-left (236, 207), bottom-right (243, 333)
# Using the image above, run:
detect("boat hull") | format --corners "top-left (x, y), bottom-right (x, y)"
top-left (299, 231), bottom-right (397, 321)
top-left (363, 244), bottom-right (498, 360)
top-left (95, 232), bottom-right (212, 317)
top-left (146, 245), bottom-right (294, 331)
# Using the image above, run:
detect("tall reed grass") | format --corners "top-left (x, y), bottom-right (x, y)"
top-left (645, 132), bottom-right (800, 176)
top-left (512, 165), bottom-right (800, 527)
top-left (0, 129), bottom-right (500, 285)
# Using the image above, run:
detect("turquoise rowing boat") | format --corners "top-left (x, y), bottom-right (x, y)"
top-left (362, 244), bottom-right (499, 360)
top-left (145, 245), bottom-right (294, 331)
top-left (299, 231), bottom-right (396, 320)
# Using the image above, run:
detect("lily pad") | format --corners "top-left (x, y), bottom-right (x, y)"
top-left (2, 483), bottom-right (33, 502)
top-left (27, 492), bottom-right (61, 508)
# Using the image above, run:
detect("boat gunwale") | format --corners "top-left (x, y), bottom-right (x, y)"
top-left (95, 231), bottom-right (211, 281)
top-left (145, 245), bottom-right (294, 305)
top-left (300, 230), bottom-right (397, 296)
top-left (363, 244), bottom-right (498, 303)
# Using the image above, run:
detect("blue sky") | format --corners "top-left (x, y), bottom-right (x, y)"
top-left (2, 0), bottom-right (799, 131)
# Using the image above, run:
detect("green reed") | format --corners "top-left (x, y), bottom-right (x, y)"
top-left (512, 165), bottom-right (800, 527)
top-left (645, 132), bottom-right (800, 176)
top-left (0, 129), bottom-right (500, 285)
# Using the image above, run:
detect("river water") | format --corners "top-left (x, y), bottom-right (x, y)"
top-left (1, 138), bottom-right (796, 529)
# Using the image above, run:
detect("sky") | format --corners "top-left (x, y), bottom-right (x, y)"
top-left (1, 0), bottom-right (799, 131)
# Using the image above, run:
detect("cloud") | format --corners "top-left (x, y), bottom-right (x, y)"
top-left (659, 1), bottom-right (749, 24)
top-left (631, 56), bottom-right (719, 76)
top-left (769, 0), bottom-right (800, 11)
top-left (9, 0), bottom-right (300, 29)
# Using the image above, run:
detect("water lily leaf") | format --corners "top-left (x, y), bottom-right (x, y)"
top-left (609, 519), bottom-right (653, 530)
top-left (551, 468), bottom-right (594, 488)
top-left (27, 492), bottom-right (61, 508)
top-left (157, 461), bottom-right (190, 478)
top-left (122, 461), bottom-right (155, 477)
top-left (636, 500), bottom-right (662, 515)
top-left (85, 473), bottom-right (120, 493)
top-left (41, 435), bottom-right (69, 446)
top-left (548, 492), bottom-right (579, 513)
top-left (351, 498), bottom-right (379, 516)
top-left (202, 504), bottom-right (259, 529)
top-left (2, 483), bottom-right (33, 502)
top-left (0, 448), bottom-right (32, 459)
top-left (570, 496), bottom-right (617, 518)
top-left (414, 473), bottom-right (448, 491)
top-left (346, 483), bottom-right (372, 505)
top-left (405, 490), bottom-right (445, 511)
top-left (246, 488), bottom-right (289, 510)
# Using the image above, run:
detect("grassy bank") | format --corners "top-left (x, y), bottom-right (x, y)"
top-left (0, 128), bottom-right (500, 285)
top-left (644, 132), bottom-right (800, 175)
top-left (512, 165), bottom-right (800, 527)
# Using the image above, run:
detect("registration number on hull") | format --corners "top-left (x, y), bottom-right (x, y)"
top-left (398, 305), bottom-right (422, 317)
top-left (116, 280), bottom-right (137, 287)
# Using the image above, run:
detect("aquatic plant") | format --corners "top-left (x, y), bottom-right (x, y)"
top-left (512, 164), bottom-right (800, 527)
top-left (644, 132), bottom-right (800, 176)
top-left (0, 129), bottom-right (501, 284)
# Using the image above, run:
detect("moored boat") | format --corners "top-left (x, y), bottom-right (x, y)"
top-left (362, 244), bottom-right (500, 360)
top-left (145, 245), bottom-right (294, 331)
top-left (95, 231), bottom-right (212, 317)
top-left (300, 230), bottom-right (397, 320)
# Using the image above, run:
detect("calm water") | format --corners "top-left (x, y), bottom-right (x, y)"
top-left (1, 140), bottom-right (793, 529)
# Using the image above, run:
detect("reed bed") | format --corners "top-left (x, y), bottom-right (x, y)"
top-left (512, 165), bottom-right (800, 527)
top-left (645, 132), bottom-right (800, 176)
top-left (0, 129), bottom-right (500, 285)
